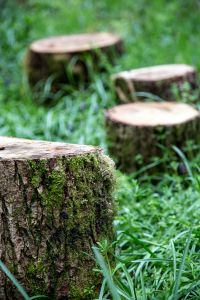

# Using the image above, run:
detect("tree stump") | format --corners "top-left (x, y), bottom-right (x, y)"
top-left (26, 32), bottom-right (123, 92)
top-left (112, 64), bottom-right (197, 103)
top-left (0, 137), bottom-right (115, 299)
top-left (105, 102), bottom-right (200, 173)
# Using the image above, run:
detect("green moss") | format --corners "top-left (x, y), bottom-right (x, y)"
top-left (26, 153), bottom-right (115, 299)
top-left (27, 260), bottom-right (45, 277)
top-left (29, 160), bottom-right (46, 188)
top-left (68, 284), bottom-right (97, 300)
top-left (26, 260), bottom-right (47, 295)
top-left (45, 163), bottom-right (66, 208)
top-left (29, 158), bottom-right (66, 208)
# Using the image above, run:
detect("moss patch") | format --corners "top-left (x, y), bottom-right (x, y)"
top-left (26, 152), bottom-right (115, 299)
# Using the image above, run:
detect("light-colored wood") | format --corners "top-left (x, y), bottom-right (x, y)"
top-left (30, 32), bottom-right (122, 54)
top-left (114, 64), bottom-right (196, 81)
top-left (105, 102), bottom-right (200, 173)
top-left (106, 102), bottom-right (199, 126)
top-left (0, 136), bottom-right (99, 159)
top-left (112, 64), bottom-right (197, 103)
top-left (0, 137), bottom-right (115, 299)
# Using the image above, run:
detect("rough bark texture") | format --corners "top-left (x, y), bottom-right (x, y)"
top-left (105, 102), bottom-right (200, 173)
top-left (112, 64), bottom-right (197, 103)
top-left (25, 33), bottom-right (123, 94)
top-left (0, 137), bottom-right (115, 299)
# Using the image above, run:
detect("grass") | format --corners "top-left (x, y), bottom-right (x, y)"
top-left (0, 260), bottom-right (48, 299)
top-left (1, 0), bottom-right (200, 299)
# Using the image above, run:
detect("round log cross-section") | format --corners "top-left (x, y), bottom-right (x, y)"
top-left (112, 64), bottom-right (197, 103)
top-left (0, 137), bottom-right (115, 299)
top-left (26, 32), bottom-right (123, 91)
top-left (105, 102), bottom-right (200, 173)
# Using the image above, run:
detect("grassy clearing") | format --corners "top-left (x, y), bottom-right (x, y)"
top-left (1, 0), bottom-right (200, 299)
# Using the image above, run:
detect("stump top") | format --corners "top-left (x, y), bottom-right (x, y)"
top-left (30, 32), bottom-right (122, 54)
top-left (113, 64), bottom-right (196, 82)
top-left (0, 137), bottom-right (100, 160)
top-left (106, 102), bottom-right (199, 126)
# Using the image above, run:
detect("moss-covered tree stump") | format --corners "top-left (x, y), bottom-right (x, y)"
top-left (105, 102), bottom-right (200, 173)
top-left (26, 32), bottom-right (123, 92)
top-left (112, 64), bottom-right (197, 103)
top-left (0, 137), bottom-right (115, 299)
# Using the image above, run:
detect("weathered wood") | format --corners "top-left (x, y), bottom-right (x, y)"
top-left (105, 102), bottom-right (200, 173)
top-left (112, 64), bottom-right (197, 103)
top-left (0, 137), bottom-right (115, 299)
top-left (26, 32), bottom-right (123, 92)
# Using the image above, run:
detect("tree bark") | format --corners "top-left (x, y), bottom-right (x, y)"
top-left (0, 137), bottom-right (115, 299)
top-left (105, 102), bottom-right (200, 173)
top-left (112, 64), bottom-right (197, 103)
top-left (25, 32), bottom-right (123, 93)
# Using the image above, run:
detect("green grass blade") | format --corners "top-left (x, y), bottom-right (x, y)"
top-left (93, 246), bottom-right (121, 300)
top-left (114, 275), bottom-right (133, 300)
top-left (121, 264), bottom-right (136, 299)
top-left (0, 260), bottom-right (30, 300)
top-left (170, 239), bottom-right (177, 281)
top-left (181, 280), bottom-right (200, 299)
top-left (140, 271), bottom-right (147, 300)
top-left (134, 91), bottom-right (165, 102)
top-left (123, 232), bottom-right (156, 257)
top-left (98, 278), bottom-right (107, 300)
top-left (170, 227), bottom-right (193, 300)
top-left (172, 146), bottom-right (193, 179)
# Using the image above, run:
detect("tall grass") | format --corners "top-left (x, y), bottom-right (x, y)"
top-left (0, 261), bottom-right (48, 299)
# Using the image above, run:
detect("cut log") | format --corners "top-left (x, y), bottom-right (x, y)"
top-left (105, 102), bottom-right (200, 173)
top-left (26, 32), bottom-right (123, 91)
top-left (112, 64), bottom-right (197, 103)
top-left (0, 137), bottom-right (115, 299)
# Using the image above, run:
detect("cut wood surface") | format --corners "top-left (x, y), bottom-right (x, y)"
top-left (30, 33), bottom-right (122, 53)
top-left (105, 102), bottom-right (200, 173)
top-left (112, 64), bottom-right (197, 103)
top-left (26, 32), bottom-right (123, 91)
top-left (0, 137), bottom-right (115, 299)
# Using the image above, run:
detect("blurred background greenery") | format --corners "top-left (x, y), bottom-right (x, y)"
top-left (0, 0), bottom-right (199, 145)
